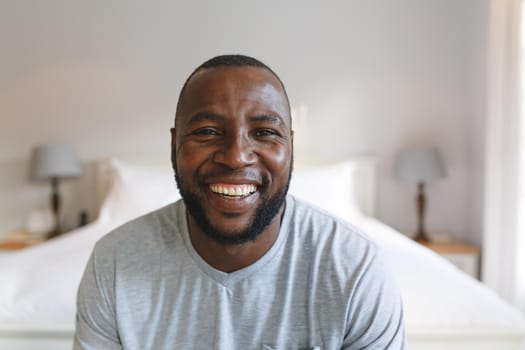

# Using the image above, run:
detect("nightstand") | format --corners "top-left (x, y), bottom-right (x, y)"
top-left (0, 230), bottom-right (46, 251)
top-left (420, 240), bottom-right (480, 278)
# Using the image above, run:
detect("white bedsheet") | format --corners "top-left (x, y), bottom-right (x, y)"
top-left (1, 204), bottom-right (524, 337)
top-left (356, 217), bottom-right (525, 332)
top-left (0, 220), bottom-right (113, 329)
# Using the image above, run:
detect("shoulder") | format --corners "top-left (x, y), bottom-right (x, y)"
top-left (285, 198), bottom-right (405, 347)
top-left (284, 196), bottom-right (381, 290)
top-left (287, 195), bottom-right (378, 261)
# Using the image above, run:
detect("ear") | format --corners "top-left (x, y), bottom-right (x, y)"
top-left (170, 128), bottom-right (177, 172)
top-left (290, 129), bottom-right (294, 152)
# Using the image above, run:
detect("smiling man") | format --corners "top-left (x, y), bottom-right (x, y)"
top-left (75, 55), bottom-right (405, 349)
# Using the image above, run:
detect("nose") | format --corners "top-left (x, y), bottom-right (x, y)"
top-left (213, 132), bottom-right (256, 169)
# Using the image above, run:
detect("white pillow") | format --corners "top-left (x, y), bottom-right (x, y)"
top-left (99, 159), bottom-right (181, 225)
top-left (99, 158), bottom-right (363, 226)
top-left (289, 160), bottom-right (363, 222)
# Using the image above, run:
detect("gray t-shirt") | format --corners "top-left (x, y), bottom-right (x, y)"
top-left (75, 196), bottom-right (405, 349)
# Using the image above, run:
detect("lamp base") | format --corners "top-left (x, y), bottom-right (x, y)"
top-left (413, 231), bottom-right (430, 243)
top-left (47, 227), bottom-right (62, 239)
top-left (414, 182), bottom-right (430, 243)
top-left (47, 177), bottom-right (62, 239)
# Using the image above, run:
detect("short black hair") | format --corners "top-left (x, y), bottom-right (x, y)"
top-left (174, 54), bottom-right (291, 125)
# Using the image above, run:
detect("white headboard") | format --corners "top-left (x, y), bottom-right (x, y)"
top-left (95, 154), bottom-right (377, 218)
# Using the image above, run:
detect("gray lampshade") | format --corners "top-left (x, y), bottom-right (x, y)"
top-left (31, 144), bottom-right (81, 181)
top-left (395, 146), bottom-right (446, 183)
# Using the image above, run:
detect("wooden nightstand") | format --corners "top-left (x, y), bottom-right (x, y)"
top-left (0, 230), bottom-right (46, 251)
top-left (420, 240), bottom-right (481, 278)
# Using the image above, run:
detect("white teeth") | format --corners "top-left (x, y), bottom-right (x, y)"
top-left (209, 184), bottom-right (257, 197)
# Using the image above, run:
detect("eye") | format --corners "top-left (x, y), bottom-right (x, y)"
top-left (254, 129), bottom-right (278, 137)
top-left (193, 128), bottom-right (220, 136)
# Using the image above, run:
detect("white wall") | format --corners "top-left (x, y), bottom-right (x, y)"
top-left (0, 0), bottom-right (488, 243)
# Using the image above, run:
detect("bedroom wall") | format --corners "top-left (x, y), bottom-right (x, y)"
top-left (0, 0), bottom-right (488, 244)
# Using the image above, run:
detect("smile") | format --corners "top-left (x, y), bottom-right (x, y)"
top-left (209, 184), bottom-right (257, 197)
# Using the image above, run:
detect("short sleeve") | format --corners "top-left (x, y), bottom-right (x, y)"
top-left (74, 242), bottom-right (122, 350)
top-left (342, 252), bottom-right (406, 349)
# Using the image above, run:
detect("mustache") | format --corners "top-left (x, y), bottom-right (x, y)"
top-left (198, 168), bottom-right (267, 185)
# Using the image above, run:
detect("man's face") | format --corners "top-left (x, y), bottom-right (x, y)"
top-left (172, 66), bottom-right (293, 245)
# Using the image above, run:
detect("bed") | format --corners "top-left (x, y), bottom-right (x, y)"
top-left (0, 155), bottom-right (524, 350)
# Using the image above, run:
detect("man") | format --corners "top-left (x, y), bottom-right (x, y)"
top-left (75, 54), bottom-right (405, 349)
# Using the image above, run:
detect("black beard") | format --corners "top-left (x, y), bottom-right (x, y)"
top-left (175, 164), bottom-right (292, 246)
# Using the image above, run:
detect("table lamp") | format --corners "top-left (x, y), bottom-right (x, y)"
top-left (31, 144), bottom-right (81, 238)
top-left (395, 145), bottom-right (446, 242)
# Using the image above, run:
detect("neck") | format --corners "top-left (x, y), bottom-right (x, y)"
top-left (187, 206), bottom-right (284, 273)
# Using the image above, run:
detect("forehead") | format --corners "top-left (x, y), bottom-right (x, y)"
top-left (177, 66), bottom-right (290, 126)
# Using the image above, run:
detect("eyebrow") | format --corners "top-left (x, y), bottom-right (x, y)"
top-left (185, 112), bottom-right (287, 127)
top-left (186, 112), bottom-right (223, 127)
top-left (249, 114), bottom-right (286, 127)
